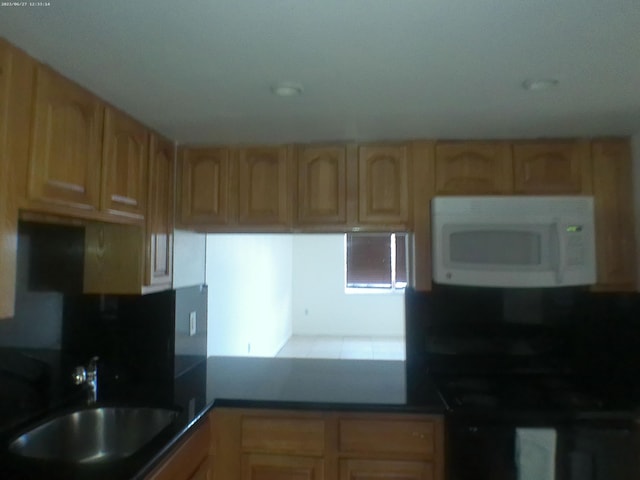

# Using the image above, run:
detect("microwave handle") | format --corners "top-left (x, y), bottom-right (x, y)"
top-left (553, 220), bottom-right (566, 284)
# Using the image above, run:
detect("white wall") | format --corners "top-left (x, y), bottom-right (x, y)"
top-left (173, 230), bottom-right (206, 288)
top-left (291, 234), bottom-right (405, 337)
top-left (206, 234), bottom-right (293, 357)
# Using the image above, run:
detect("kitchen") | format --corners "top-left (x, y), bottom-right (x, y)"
top-left (1, 1), bottom-right (640, 479)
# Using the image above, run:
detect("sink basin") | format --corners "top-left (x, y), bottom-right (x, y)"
top-left (9, 407), bottom-right (179, 464)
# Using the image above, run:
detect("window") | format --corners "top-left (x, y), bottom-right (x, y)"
top-left (345, 233), bottom-right (407, 291)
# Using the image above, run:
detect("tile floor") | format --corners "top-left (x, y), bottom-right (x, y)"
top-left (275, 335), bottom-right (405, 360)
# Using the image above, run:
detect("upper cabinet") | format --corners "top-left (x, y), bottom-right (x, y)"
top-left (28, 66), bottom-right (103, 213)
top-left (0, 40), bottom-right (35, 319)
top-left (178, 145), bottom-right (291, 230)
top-left (591, 140), bottom-right (636, 291)
top-left (434, 142), bottom-right (512, 195)
top-left (358, 145), bottom-right (411, 226)
top-left (295, 145), bottom-right (348, 227)
top-left (145, 134), bottom-right (174, 288)
top-left (101, 107), bottom-right (148, 220)
top-left (513, 141), bottom-right (592, 194)
top-left (180, 147), bottom-right (231, 226)
top-left (237, 146), bottom-right (291, 228)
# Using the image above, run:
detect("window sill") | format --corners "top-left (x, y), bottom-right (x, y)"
top-left (344, 287), bottom-right (406, 296)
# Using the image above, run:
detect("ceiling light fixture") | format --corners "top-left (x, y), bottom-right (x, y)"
top-left (522, 78), bottom-right (559, 91)
top-left (271, 82), bottom-right (303, 97)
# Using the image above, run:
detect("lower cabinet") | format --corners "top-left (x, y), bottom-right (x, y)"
top-left (147, 414), bottom-right (212, 480)
top-left (242, 453), bottom-right (325, 480)
top-left (339, 459), bottom-right (434, 480)
top-left (209, 408), bottom-right (445, 480)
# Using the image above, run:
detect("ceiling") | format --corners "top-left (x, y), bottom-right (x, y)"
top-left (1, 0), bottom-right (639, 145)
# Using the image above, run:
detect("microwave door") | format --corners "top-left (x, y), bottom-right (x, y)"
top-left (436, 224), bottom-right (554, 287)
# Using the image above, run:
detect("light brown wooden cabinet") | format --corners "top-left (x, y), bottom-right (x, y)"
top-left (0, 40), bottom-right (34, 319)
top-left (84, 132), bottom-right (175, 295)
top-left (178, 146), bottom-right (291, 230)
top-left (591, 139), bottom-right (636, 291)
top-left (238, 146), bottom-right (291, 228)
top-left (147, 414), bottom-right (212, 480)
top-left (295, 145), bottom-right (348, 227)
top-left (339, 459), bottom-right (433, 480)
top-left (101, 107), bottom-right (149, 220)
top-left (434, 142), bottom-right (512, 195)
top-left (0, 41), bottom-right (13, 319)
top-left (145, 134), bottom-right (174, 288)
top-left (358, 145), bottom-right (411, 226)
top-left (180, 147), bottom-right (231, 226)
top-left (513, 141), bottom-right (592, 194)
top-left (27, 65), bottom-right (104, 214)
top-left (242, 454), bottom-right (325, 480)
top-left (209, 408), bottom-right (444, 480)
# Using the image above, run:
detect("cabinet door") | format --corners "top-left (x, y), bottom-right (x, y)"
top-left (340, 459), bottom-right (433, 480)
top-left (513, 142), bottom-right (591, 194)
top-left (147, 416), bottom-right (211, 480)
top-left (434, 142), bottom-right (512, 194)
top-left (145, 134), bottom-right (174, 287)
top-left (358, 145), bottom-right (410, 225)
top-left (242, 454), bottom-right (324, 480)
top-left (0, 42), bottom-right (13, 318)
top-left (28, 66), bottom-right (103, 211)
top-left (1, 42), bottom-right (35, 318)
top-left (238, 147), bottom-right (291, 227)
top-left (180, 147), bottom-right (231, 226)
top-left (296, 146), bottom-right (347, 226)
top-left (101, 107), bottom-right (148, 220)
top-left (591, 140), bottom-right (636, 291)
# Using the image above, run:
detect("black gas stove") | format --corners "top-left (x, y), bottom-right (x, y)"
top-left (435, 374), bottom-right (606, 412)
top-left (405, 285), bottom-right (640, 480)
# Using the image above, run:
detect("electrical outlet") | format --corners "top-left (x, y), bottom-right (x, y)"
top-left (189, 311), bottom-right (197, 336)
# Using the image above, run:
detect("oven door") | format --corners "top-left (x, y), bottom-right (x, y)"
top-left (448, 420), bottom-right (640, 480)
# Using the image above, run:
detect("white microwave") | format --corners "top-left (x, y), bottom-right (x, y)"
top-left (432, 196), bottom-right (597, 288)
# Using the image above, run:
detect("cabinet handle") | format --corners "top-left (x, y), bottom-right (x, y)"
top-left (412, 432), bottom-right (425, 439)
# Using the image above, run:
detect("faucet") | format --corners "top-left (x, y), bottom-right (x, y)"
top-left (72, 356), bottom-right (99, 405)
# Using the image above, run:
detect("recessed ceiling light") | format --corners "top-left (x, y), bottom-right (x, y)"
top-left (271, 82), bottom-right (303, 97)
top-left (522, 78), bottom-right (559, 91)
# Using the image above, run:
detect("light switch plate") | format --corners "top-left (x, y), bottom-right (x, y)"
top-left (189, 311), bottom-right (197, 336)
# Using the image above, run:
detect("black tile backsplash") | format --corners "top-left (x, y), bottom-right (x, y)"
top-left (0, 222), bottom-right (208, 433)
top-left (405, 284), bottom-right (640, 390)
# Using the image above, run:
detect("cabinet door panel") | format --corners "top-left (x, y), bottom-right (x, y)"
top-left (358, 145), bottom-right (409, 225)
top-left (146, 134), bottom-right (174, 287)
top-left (513, 142), bottom-right (590, 194)
top-left (238, 147), bottom-right (290, 227)
top-left (339, 419), bottom-right (436, 458)
top-left (147, 416), bottom-right (211, 480)
top-left (435, 143), bottom-right (512, 194)
top-left (29, 66), bottom-right (103, 211)
top-left (242, 417), bottom-right (325, 456)
top-left (181, 148), bottom-right (230, 225)
top-left (0, 41), bottom-right (13, 318)
top-left (340, 459), bottom-right (433, 480)
top-left (297, 146), bottom-right (347, 225)
top-left (591, 140), bottom-right (636, 290)
top-left (242, 454), bottom-right (324, 480)
top-left (101, 108), bottom-right (148, 219)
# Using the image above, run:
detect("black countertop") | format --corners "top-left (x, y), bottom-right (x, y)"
top-left (0, 355), bottom-right (445, 480)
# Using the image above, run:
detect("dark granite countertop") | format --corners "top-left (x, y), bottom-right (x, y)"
top-left (0, 356), bottom-right (445, 480)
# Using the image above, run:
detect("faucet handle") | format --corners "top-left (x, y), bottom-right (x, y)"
top-left (72, 366), bottom-right (86, 385)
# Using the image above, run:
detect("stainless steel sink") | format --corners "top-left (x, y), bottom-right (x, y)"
top-left (9, 407), bottom-right (179, 464)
